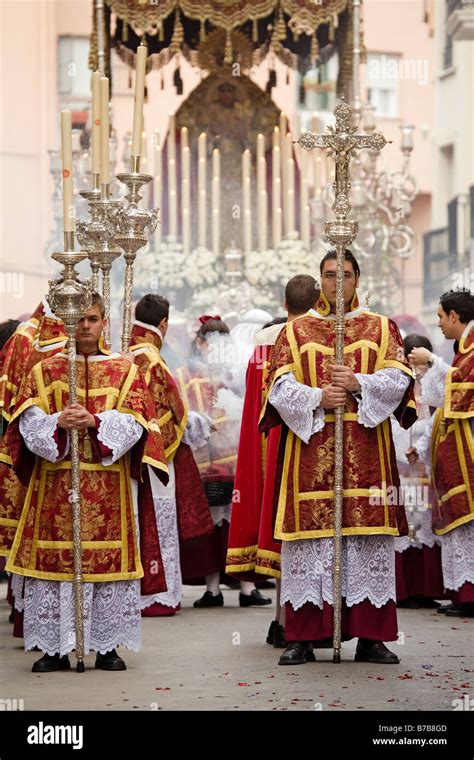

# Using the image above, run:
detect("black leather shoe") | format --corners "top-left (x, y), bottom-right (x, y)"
top-left (266, 620), bottom-right (277, 644)
top-left (437, 603), bottom-right (457, 614)
top-left (193, 591), bottom-right (224, 608)
top-left (355, 639), bottom-right (400, 664)
top-left (95, 649), bottom-right (126, 671)
top-left (278, 641), bottom-right (316, 665)
top-left (256, 580), bottom-right (276, 590)
top-left (32, 653), bottom-right (71, 673)
top-left (273, 623), bottom-right (287, 648)
top-left (445, 603), bottom-right (474, 617)
top-left (239, 589), bottom-right (271, 607)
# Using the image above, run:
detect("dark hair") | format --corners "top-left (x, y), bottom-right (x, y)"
top-left (135, 294), bottom-right (170, 327)
top-left (263, 316), bottom-right (287, 330)
top-left (196, 318), bottom-right (229, 340)
top-left (320, 249), bottom-right (361, 278)
top-left (439, 288), bottom-right (474, 324)
top-left (0, 319), bottom-right (20, 351)
top-left (285, 274), bottom-right (320, 314)
top-left (403, 333), bottom-right (433, 357)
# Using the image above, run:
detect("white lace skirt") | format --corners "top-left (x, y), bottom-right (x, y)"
top-left (23, 578), bottom-right (141, 656)
top-left (281, 535), bottom-right (396, 611)
top-left (440, 521), bottom-right (474, 591)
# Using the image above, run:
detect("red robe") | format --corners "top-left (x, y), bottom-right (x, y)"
top-left (226, 323), bottom-right (284, 580)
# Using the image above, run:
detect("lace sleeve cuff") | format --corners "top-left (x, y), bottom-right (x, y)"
top-left (269, 373), bottom-right (324, 444)
top-left (96, 410), bottom-right (144, 465)
top-left (420, 355), bottom-right (450, 408)
top-left (354, 369), bottom-right (411, 428)
top-left (19, 406), bottom-right (69, 463)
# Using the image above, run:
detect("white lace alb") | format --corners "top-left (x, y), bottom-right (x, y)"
top-left (280, 535), bottom-right (396, 610)
top-left (19, 406), bottom-right (67, 463)
top-left (23, 578), bottom-right (141, 656)
top-left (440, 522), bottom-right (474, 591)
top-left (141, 463), bottom-right (182, 609)
top-left (96, 410), bottom-right (143, 464)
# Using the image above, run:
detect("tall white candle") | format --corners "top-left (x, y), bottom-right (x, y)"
top-left (182, 208), bottom-right (191, 256)
top-left (181, 146), bottom-right (191, 219)
top-left (242, 149), bottom-right (251, 256)
top-left (169, 189), bottom-right (177, 239)
top-left (300, 151), bottom-right (308, 240)
top-left (272, 125), bottom-right (280, 150)
top-left (197, 132), bottom-right (207, 247)
top-left (100, 76), bottom-right (110, 185)
top-left (286, 189), bottom-right (295, 235)
top-left (279, 112), bottom-right (287, 137)
top-left (61, 110), bottom-right (75, 232)
top-left (311, 111), bottom-right (320, 133)
top-left (258, 190), bottom-right (268, 252)
top-left (198, 189), bottom-right (207, 248)
top-left (91, 71), bottom-right (101, 175)
top-left (257, 133), bottom-right (265, 162)
top-left (131, 45), bottom-right (147, 157)
top-left (154, 130), bottom-right (162, 248)
top-left (302, 204), bottom-right (311, 250)
top-left (273, 205), bottom-right (282, 249)
top-left (212, 148), bottom-right (220, 256)
top-left (180, 125), bottom-right (188, 151)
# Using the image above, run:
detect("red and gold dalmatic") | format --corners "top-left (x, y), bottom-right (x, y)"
top-left (5, 350), bottom-right (168, 582)
top-left (0, 306), bottom-right (68, 557)
top-left (175, 362), bottom-right (238, 482)
top-left (431, 326), bottom-right (474, 535)
top-left (260, 307), bottom-right (416, 540)
top-left (130, 321), bottom-right (213, 542)
top-left (130, 322), bottom-right (187, 462)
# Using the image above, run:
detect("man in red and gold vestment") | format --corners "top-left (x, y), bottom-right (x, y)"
top-left (260, 250), bottom-right (416, 665)
top-left (407, 288), bottom-right (474, 617)
top-left (6, 293), bottom-right (168, 672)
top-left (130, 294), bottom-right (213, 616)
top-left (226, 274), bottom-right (320, 647)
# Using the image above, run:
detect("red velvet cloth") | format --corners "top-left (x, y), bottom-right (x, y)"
top-left (174, 443), bottom-right (214, 541)
top-left (395, 545), bottom-right (446, 601)
top-left (180, 521), bottom-right (228, 583)
top-left (285, 599), bottom-right (399, 642)
top-left (227, 346), bottom-right (282, 580)
top-left (138, 466), bottom-right (167, 596)
top-left (449, 582), bottom-right (474, 605)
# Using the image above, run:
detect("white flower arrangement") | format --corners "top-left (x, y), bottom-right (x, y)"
top-left (185, 246), bottom-right (220, 289)
top-left (134, 238), bottom-right (188, 292)
top-left (245, 248), bottom-right (281, 287)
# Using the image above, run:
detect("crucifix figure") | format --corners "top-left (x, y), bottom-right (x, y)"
top-left (297, 100), bottom-right (391, 664)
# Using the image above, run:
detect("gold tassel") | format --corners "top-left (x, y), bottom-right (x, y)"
top-left (170, 9), bottom-right (184, 56)
top-left (252, 18), bottom-right (258, 42)
top-left (328, 21), bottom-right (335, 42)
top-left (224, 29), bottom-right (233, 65)
top-left (200, 19), bottom-right (206, 42)
top-left (122, 22), bottom-right (128, 43)
top-left (333, 13), bottom-right (339, 29)
top-left (158, 20), bottom-right (164, 42)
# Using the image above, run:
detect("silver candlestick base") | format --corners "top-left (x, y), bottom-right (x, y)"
top-left (114, 156), bottom-right (159, 352)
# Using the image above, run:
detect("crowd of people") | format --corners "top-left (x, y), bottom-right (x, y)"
top-left (0, 249), bottom-right (472, 673)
